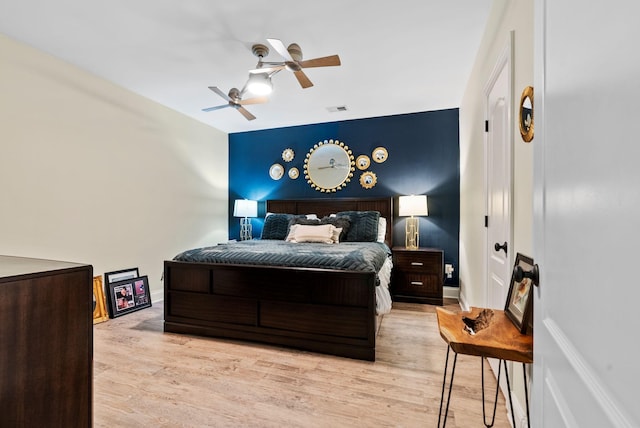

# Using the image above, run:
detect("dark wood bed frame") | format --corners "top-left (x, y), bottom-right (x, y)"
top-left (163, 197), bottom-right (393, 361)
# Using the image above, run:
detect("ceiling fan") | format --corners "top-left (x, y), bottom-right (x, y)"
top-left (201, 86), bottom-right (267, 121)
top-left (250, 38), bottom-right (341, 89)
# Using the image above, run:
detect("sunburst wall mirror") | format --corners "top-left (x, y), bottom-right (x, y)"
top-left (303, 139), bottom-right (355, 192)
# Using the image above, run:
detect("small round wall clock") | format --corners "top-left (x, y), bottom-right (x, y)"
top-left (282, 148), bottom-right (295, 162)
top-left (372, 147), bottom-right (388, 163)
top-left (356, 155), bottom-right (371, 170)
top-left (359, 171), bottom-right (377, 189)
top-left (288, 167), bottom-right (299, 179)
top-left (269, 163), bottom-right (284, 180)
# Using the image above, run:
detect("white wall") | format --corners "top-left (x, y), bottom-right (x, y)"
top-left (459, 0), bottom-right (533, 307)
top-left (0, 33), bottom-right (229, 301)
top-left (459, 1), bottom-right (533, 426)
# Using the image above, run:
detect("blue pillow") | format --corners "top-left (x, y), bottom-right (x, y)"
top-left (335, 211), bottom-right (380, 242)
top-left (319, 216), bottom-right (351, 242)
top-left (261, 214), bottom-right (295, 240)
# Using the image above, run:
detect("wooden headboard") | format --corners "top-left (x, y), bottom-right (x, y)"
top-left (266, 197), bottom-right (394, 246)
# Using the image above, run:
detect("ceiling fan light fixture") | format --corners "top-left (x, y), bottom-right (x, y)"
top-left (246, 72), bottom-right (273, 96)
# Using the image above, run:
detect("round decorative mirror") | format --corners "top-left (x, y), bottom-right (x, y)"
top-left (519, 86), bottom-right (534, 142)
top-left (269, 163), bottom-right (284, 180)
top-left (356, 155), bottom-right (370, 170)
top-left (359, 171), bottom-right (377, 189)
top-left (303, 139), bottom-right (355, 192)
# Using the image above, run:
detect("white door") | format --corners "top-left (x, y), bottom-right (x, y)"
top-left (485, 39), bottom-right (512, 310)
top-left (533, 1), bottom-right (640, 426)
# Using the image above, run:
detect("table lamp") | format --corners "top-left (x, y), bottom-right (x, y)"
top-left (398, 195), bottom-right (428, 250)
top-left (233, 199), bottom-right (258, 240)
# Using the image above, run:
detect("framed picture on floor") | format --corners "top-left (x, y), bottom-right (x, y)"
top-left (92, 275), bottom-right (109, 324)
top-left (106, 275), bottom-right (152, 318)
top-left (104, 267), bottom-right (140, 285)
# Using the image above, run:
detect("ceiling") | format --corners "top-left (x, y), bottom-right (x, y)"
top-left (0, 1), bottom-right (493, 134)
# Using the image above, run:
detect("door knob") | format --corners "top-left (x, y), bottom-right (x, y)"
top-left (494, 242), bottom-right (508, 255)
top-left (514, 263), bottom-right (540, 287)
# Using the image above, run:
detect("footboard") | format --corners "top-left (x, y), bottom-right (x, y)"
top-left (163, 260), bottom-right (378, 360)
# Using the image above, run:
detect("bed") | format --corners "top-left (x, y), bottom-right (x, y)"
top-left (163, 197), bottom-right (393, 361)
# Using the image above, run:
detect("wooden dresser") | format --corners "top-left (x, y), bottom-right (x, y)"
top-left (0, 255), bottom-right (93, 427)
top-left (391, 247), bottom-right (444, 305)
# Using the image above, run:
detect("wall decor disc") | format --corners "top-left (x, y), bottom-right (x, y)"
top-left (282, 148), bottom-right (295, 162)
top-left (519, 86), bottom-right (534, 142)
top-left (356, 155), bottom-right (371, 170)
top-left (288, 167), bottom-right (299, 179)
top-left (359, 171), bottom-right (377, 189)
top-left (372, 147), bottom-right (388, 163)
top-left (269, 163), bottom-right (284, 180)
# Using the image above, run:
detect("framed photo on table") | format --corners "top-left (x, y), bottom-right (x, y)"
top-left (106, 275), bottom-right (152, 318)
top-left (505, 253), bottom-right (534, 334)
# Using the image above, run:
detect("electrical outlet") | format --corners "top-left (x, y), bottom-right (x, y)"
top-left (445, 264), bottom-right (454, 278)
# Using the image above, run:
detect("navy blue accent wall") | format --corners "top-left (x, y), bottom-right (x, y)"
top-left (228, 108), bottom-right (460, 285)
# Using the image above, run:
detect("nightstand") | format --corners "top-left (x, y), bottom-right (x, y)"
top-left (391, 246), bottom-right (444, 305)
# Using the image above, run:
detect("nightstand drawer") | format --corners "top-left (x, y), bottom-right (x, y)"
top-left (391, 247), bottom-right (444, 305)
top-left (393, 252), bottom-right (442, 274)
top-left (393, 273), bottom-right (441, 296)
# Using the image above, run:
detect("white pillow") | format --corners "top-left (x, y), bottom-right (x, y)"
top-left (286, 224), bottom-right (339, 244)
top-left (377, 217), bottom-right (387, 243)
top-left (330, 227), bottom-right (343, 243)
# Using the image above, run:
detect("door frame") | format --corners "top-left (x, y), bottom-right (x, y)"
top-left (483, 32), bottom-right (515, 308)
top-left (482, 32), bottom-right (522, 423)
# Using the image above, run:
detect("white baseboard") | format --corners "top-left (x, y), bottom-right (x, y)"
top-left (151, 289), bottom-right (164, 303)
top-left (511, 394), bottom-right (529, 428)
top-left (455, 286), bottom-right (470, 311)
top-left (443, 285), bottom-right (459, 300)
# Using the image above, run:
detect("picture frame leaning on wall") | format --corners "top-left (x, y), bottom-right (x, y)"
top-left (92, 275), bottom-right (109, 324)
top-left (505, 253), bottom-right (535, 334)
top-left (106, 275), bottom-right (152, 318)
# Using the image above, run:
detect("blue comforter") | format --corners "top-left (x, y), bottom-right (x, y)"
top-left (173, 240), bottom-right (391, 273)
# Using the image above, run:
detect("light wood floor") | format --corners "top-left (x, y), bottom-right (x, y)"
top-left (93, 300), bottom-right (512, 427)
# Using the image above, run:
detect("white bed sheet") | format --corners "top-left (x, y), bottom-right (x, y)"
top-left (376, 256), bottom-right (393, 315)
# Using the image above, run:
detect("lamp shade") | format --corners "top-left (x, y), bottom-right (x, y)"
top-left (398, 195), bottom-right (428, 217)
top-left (246, 72), bottom-right (273, 96)
top-left (233, 199), bottom-right (258, 218)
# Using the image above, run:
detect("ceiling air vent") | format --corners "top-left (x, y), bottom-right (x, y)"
top-left (327, 106), bottom-right (348, 113)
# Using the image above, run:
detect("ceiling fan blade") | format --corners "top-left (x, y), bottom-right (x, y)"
top-left (293, 70), bottom-right (314, 89)
top-left (237, 106), bottom-right (256, 121)
top-left (267, 38), bottom-right (294, 62)
top-left (299, 55), bottom-right (341, 68)
top-left (201, 104), bottom-right (230, 112)
top-left (208, 86), bottom-right (231, 102)
top-left (238, 96), bottom-right (268, 105)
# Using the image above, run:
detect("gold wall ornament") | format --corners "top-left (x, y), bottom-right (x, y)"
top-left (359, 171), bottom-right (377, 189)
top-left (356, 154), bottom-right (370, 170)
top-left (269, 163), bottom-right (284, 180)
top-left (288, 167), bottom-right (299, 179)
top-left (303, 139), bottom-right (355, 192)
top-left (282, 148), bottom-right (295, 162)
top-left (372, 147), bottom-right (388, 163)
top-left (519, 86), bottom-right (534, 142)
